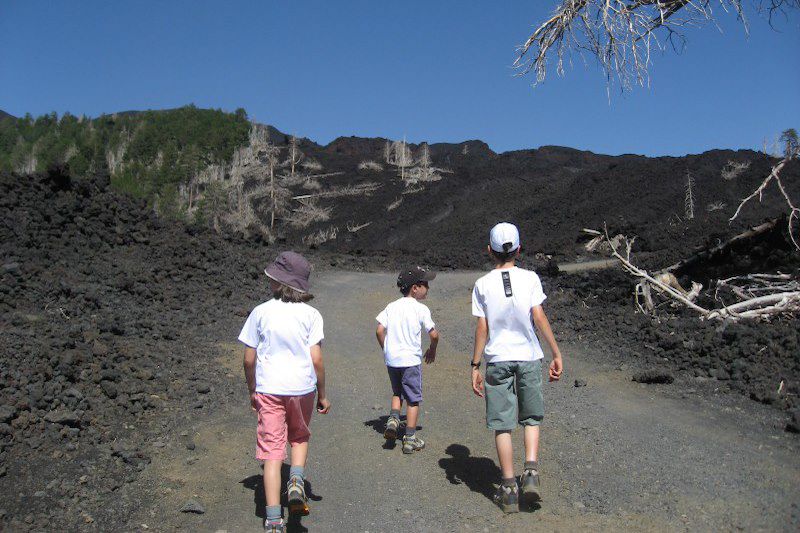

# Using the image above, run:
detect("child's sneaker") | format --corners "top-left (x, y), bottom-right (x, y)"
top-left (384, 416), bottom-right (400, 440)
top-left (286, 475), bottom-right (309, 516)
top-left (520, 461), bottom-right (541, 505)
top-left (401, 434), bottom-right (425, 454)
top-left (493, 481), bottom-right (519, 514)
top-left (264, 518), bottom-right (285, 532)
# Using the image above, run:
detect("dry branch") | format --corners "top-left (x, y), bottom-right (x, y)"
top-left (515, 1), bottom-right (752, 89)
top-left (660, 218), bottom-right (780, 274)
top-left (729, 156), bottom-right (800, 251)
top-left (599, 225), bottom-right (799, 321)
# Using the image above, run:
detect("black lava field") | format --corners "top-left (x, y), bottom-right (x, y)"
top-left (1, 140), bottom-right (799, 530)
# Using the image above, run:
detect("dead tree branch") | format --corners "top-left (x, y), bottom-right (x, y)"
top-left (515, 1), bottom-right (764, 89)
top-left (729, 156), bottom-right (800, 251)
top-left (600, 225), bottom-right (800, 321)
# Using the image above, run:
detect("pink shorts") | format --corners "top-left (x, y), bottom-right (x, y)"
top-left (254, 391), bottom-right (316, 461)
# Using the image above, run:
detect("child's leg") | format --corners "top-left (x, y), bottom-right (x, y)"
top-left (286, 392), bottom-right (315, 472)
top-left (254, 393), bottom-right (289, 522)
top-left (484, 362), bottom-right (518, 479)
top-left (401, 365), bottom-right (423, 435)
top-left (516, 361), bottom-right (544, 463)
top-left (290, 441), bottom-right (308, 469)
top-left (494, 430), bottom-right (515, 479)
top-left (405, 402), bottom-right (419, 433)
top-left (387, 367), bottom-right (404, 418)
top-left (523, 425), bottom-right (540, 462)
top-left (391, 395), bottom-right (402, 413)
top-left (264, 460), bottom-right (282, 506)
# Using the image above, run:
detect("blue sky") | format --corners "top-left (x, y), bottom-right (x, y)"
top-left (1, 1), bottom-right (798, 156)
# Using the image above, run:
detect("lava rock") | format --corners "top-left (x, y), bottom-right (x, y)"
top-left (786, 410), bottom-right (800, 433)
top-left (0, 405), bottom-right (17, 423)
top-left (632, 370), bottom-right (674, 384)
top-left (43, 409), bottom-right (80, 427)
top-left (179, 499), bottom-right (205, 514)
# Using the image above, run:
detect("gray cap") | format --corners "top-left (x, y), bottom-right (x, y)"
top-left (264, 251), bottom-right (312, 293)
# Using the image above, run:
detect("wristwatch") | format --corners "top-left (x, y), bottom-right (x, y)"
top-left (470, 361), bottom-right (481, 369)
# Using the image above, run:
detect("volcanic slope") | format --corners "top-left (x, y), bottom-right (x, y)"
top-left (267, 133), bottom-right (800, 269)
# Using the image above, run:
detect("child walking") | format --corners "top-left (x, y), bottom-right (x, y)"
top-left (376, 266), bottom-right (439, 454)
top-left (470, 223), bottom-right (563, 513)
top-left (239, 251), bottom-right (331, 533)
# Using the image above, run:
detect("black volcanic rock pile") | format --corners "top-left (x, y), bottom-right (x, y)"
top-left (550, 268), bottom-right (800, 414)
top-left (0, 168), bottom-right (264, 531)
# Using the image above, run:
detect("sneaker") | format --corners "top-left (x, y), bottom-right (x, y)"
top-left (520, 465), bottom-right (541, 504)
top-left (401, 434), bottom-right (425, 454)
top-left (286, 475), bottom-right (309, 516)
top-left (264, 518), bottom-right (285, 532)
top-left (384, 416), bottom-right (400, 440)
top-left (493, 482), bottom-right (519, 514)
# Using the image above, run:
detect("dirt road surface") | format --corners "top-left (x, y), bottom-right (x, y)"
top-left (128, 271), bottom-right (799, 532)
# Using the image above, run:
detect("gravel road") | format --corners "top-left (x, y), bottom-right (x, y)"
top-left (128, 271), bottom-right (799, 532)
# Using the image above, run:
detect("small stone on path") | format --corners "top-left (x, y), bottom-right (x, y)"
top-left (574, 379), bottom-right (587, 387)
top-left (180, 499), bottom-right (205, 514)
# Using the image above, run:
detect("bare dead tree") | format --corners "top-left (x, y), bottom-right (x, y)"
top-left (284, 135), bottom-right (304, 180)
top-left (252, 140), bottom-right (282, 229)
top-left (391, 137), bottom-right (414, 182)
top-left (685, 170), bottom-right (696, 220)
top-left (384, 141), bottom-right (394, 165)
top-left (515, 1), bottom-right (797, 89)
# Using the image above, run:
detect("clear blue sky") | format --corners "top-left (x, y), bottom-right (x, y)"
top-left (1, 1), bottom-right (798, 156)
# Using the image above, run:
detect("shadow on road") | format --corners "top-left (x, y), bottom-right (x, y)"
top-left (240, 464), bottom-right (323, 532)
top-left (437, 443), bottom-right (541, 513)
top-left (438, 443), bottom-right (499, 501)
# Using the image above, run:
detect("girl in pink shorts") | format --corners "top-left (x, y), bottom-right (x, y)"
top-left (239, 252), bottom-right (331, 533)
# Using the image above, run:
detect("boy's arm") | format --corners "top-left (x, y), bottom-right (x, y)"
top-left (310, 343), bottom-right (331, 414)
top-left (243, 346), bottom-right (258, 411)
top-left (471, 317), bottom-right (488, 397)
top-left (424, 328), bottom-right (439, 363)
top-left (376, 324), bottom-right (386, 350)
top-left (532, 305), bottom-right (563, 381)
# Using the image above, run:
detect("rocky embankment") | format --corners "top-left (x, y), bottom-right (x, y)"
top-left (0, 169), bottom-right (265, 530)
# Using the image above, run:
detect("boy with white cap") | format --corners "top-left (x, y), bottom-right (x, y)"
top-left (470, 223), bottom-right (564, 513)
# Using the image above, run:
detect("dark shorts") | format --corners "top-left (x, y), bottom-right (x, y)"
top-left (485, 360), bottom-right (544, 430)
top-left (387, 364), bottom-right (422, 404)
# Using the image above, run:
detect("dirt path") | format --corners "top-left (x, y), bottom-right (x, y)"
top-left (129, 271), bottom-right (799, 532)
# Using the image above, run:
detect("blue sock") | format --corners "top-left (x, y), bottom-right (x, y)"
top-left (266, 505), bottom-right (281, 522)
top-left (405, 427), bottom-right (416, 437)
top-left (390, 409), bottom-right (400, 419)
top-left (289, 465), bottom-right (304, 480)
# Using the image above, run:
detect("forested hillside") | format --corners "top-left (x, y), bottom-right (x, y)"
top-left (0, 106), bottom-right (250, 213)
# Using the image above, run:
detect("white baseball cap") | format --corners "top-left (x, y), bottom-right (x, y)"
top-left (489, 222), bottom-right (520, 253)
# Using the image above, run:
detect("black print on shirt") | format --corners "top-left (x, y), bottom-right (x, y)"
top-left (502, 271), bottom-right (512, 297)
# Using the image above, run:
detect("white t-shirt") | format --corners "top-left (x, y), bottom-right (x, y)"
top-left (471, 267), bottom-right (547, 363)
top-left (376, 297), bottom-right (436, 368)
top-left (238, 299), bottom-right (324, 395)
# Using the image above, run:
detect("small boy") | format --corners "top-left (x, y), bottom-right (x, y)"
top-left (239, 251), bottom-right (331, 533)
top-left (376, 266), bottom-right (439, 454)
top-left (470, 223), bottom-right (563, 513)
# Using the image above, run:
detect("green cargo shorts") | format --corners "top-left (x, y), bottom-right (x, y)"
top-left (485, 360), bottom-right (544, 430)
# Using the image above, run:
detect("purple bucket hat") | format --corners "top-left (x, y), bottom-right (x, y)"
top-left (264, 251), bottom-right (312, 293)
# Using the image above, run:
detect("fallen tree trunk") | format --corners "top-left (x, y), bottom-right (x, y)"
top-left (659, 218), bottom-right (780, 275)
